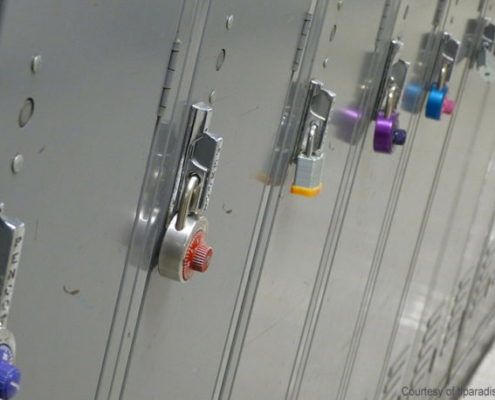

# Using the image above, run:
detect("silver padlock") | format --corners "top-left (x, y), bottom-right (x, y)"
top-left (291, 80), bottom-right (335, 197)
top-left (158, 102), bottom-right (221, 283)
top-left (158, 175), bottom-right (212, 282)
top-left (291, 124), bottom-right (325, 197)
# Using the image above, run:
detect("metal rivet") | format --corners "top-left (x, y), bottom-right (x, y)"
top-left (226, 15), bottom-right (234, 29)
top-left (12, 154), bottom-right (24, 174)
top-left (337, 1), bottom-right (343, 10)
top-left (209, 90), bottom-right (217, 103)
top-left (19, 98), bottom-right (35, 128)
top-left (31, 55), bottom-right (42, 73)
top-left (216, 49), bottom-right (226, 71)
top-left (323, 57), bottom-right (329, 68)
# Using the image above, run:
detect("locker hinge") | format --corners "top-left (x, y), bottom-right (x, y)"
top-left (375, 0), bottom-right (394, 50)
top-left (292, 13), bottom-right (313, 72)
top-left (157, 39), bottom-right (182, 117)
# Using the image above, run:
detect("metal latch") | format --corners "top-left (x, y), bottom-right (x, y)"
top-left (373, 40), bottom-right (409, 154)
top-left (0, 205), bottom-right (24, 326)
top-left (476, 17), bottom-right (495, 83)
top-left (0, 204), bottom-right (24, 397)
top-left (290, 79), bottom-right (335, 197)
top-left (158, 103), bottom-right (222, 282)
top-left (425, 32), bottom-right (459, 120)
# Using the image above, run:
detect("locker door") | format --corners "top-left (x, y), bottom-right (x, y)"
top-left (0, 0), bottom-right (184, 399)
top-left (448, 138), bottom-right (495, 380)
top-left (394, 1), bottom-right (495, 391)
top-left (117, 0), bottom-right (318, 399)
top-left (445, 0), bottom-right (495, 376)
top-left (415, 2), bottom-right (495, 389)
top-left (362, 1), bottom-right (488, 398)
top-left (309, 2), bottom-right (452, 400)
top-left (228, 1), bottom-right (403, 400)
top-left (293, 1), bottom-right (452, 399)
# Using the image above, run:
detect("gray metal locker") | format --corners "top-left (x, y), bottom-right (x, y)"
top-left (348, 1), bottom-right (492, 399)
top-left (0, 0), bottom-right (186, 399)
top-left (226, 1), bottom-right (404, 400)
top-left (306, 2), bottom-right (458, 399)
top-left (444, 1), bottom-right (495, 381)
top-left (111, 0), bottom-right (336, 399)
top-left (0, 0), bottom-right (494, 399)
top-left (293, 1), bottom-right (463, 399)
top-left (410, 2), bottom-right (495, 390)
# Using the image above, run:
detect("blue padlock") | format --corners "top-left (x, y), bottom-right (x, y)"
top-left (425, 84), bottom-right (455, 120)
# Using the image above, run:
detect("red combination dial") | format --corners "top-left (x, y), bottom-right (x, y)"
top-left (182, 231), bottom-right (213, 281)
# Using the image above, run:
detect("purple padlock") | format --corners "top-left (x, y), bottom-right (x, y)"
top-left (373, 111), bottom-right (406, 154)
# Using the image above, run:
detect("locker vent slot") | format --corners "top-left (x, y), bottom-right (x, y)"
top-left (382, 345), bottom-right (410, 400)
top-left (441, 274), bottom-right (471, 353)
top-left (410, 305), bottom-right (444, 388)
top-left (468, 243), bottom-right (495, 319)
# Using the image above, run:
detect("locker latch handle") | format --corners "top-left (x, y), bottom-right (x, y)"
top-left (476, 17), bottom-right (495, 83)
top-left (158, 103), bottom-right (222, 282)
top-left (291, 79), bottom-right (336, 197)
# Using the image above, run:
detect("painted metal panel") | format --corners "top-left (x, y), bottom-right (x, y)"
top-left (359, 1), bottom-right (490, 398)
top-left (0, 0), bottom-right (184, 399)
top-left (398, 1), bottom-right (495, 391)
top-left (225, 1), bottom-right (404, 400)
top-left (446, 1), bottom-right (495, 371)
top-left (314, 2), bottom-right (454, 400)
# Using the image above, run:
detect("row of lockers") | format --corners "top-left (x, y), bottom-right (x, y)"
top-left (2, 0), bottom-right (495, 399)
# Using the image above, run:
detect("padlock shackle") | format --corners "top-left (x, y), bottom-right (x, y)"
top-left (438, 63), bottom-right (448, 91)
top-left (176, 175), bottom-right (201, 231)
